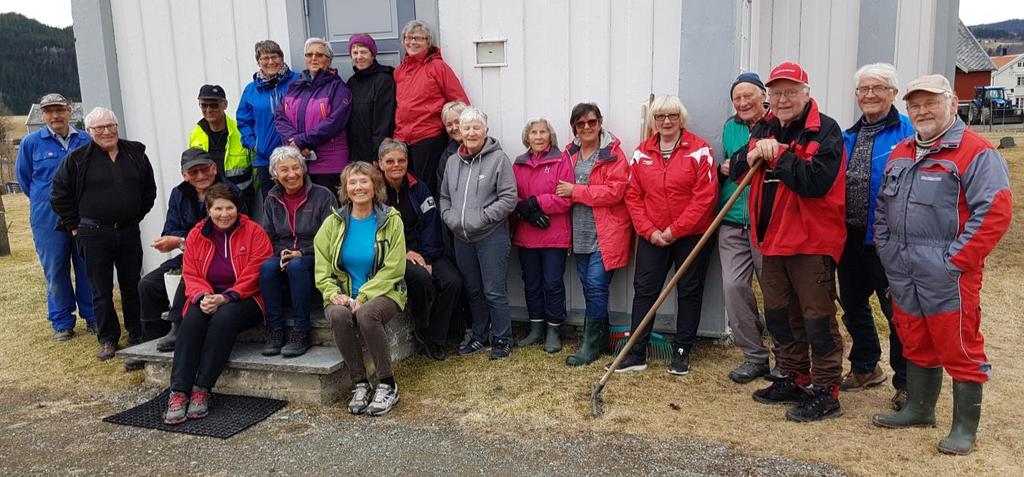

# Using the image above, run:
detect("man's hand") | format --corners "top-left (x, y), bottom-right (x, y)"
top-left (719, 160), bottom-right (730, 176)
top-left (555, 180), bottom-right (575, 198)
top-left (407, 250), bottom-right (427, 267)
top-left (152, 236), bottom-right (183, 253)
top-left (753, 138), bottom-right (782, 165)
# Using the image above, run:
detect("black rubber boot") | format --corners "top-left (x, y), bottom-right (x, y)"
top-left (938, 380), bottom-right (983, 455)
top-left (872, 362), bottom-right (942, 428)
top-left (517, 321), bottom-right (545, 347)
top-left (155, 322), bottom-right (178, 352)
top-left (544, 323), bottom-right (562, 353)
top-left (566, 320), bottom-right (608, 366)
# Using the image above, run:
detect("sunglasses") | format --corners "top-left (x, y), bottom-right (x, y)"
top-left (574, 118), bottom-right (600, 130)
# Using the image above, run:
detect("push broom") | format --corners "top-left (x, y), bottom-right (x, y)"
top-left (590, 156), bottom-right (764, 417)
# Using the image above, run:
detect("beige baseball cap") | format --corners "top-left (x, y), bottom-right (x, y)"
top-left (902, 74), bottom-right (952, 100)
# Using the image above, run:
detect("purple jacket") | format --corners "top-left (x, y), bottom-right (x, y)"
top-left (275, 68), bottom-right (352, 174)
top-left (512, 145), bottom-right (574, 249)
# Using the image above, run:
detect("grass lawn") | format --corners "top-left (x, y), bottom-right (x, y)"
top-left (1, 130), bottom-right (1021, 476)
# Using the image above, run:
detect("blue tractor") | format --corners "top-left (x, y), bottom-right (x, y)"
top-left (957, 86), bottom-right (1022, 125)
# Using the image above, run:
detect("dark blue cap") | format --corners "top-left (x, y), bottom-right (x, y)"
top-left (730, 72), bottom-right (766, 96)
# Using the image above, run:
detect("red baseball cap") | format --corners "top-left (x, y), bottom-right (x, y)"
top-left (766, 62), bottom-right (809, 86)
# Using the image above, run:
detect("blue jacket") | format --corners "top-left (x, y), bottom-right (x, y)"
top-left (843, 106), bottom-right (914, 244)
top-left (163, 178), bottom-right (246, 238)
top-left (16, 126), bottom-right (92, 230)
top-left (236, 68), bottom-right (299, 167)
top-left (388, 173), bottom-right (445, 259)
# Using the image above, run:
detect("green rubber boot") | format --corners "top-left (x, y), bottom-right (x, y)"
top-left (872, 362), bottom-right (942, 428)
top-left (544, 323), bottom-right (562, 353)
top-left (938, 380), bottom-right (983, 455)
top-left (566, 320), bottom-right (608, 366)
top-left (516, 321), bottom-right (545, 347)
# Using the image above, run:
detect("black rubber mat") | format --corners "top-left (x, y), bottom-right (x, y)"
top-left (103, 389), bottom-right (288, 439)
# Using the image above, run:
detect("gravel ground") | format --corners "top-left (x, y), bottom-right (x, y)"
top-left (0, 385), bottom-right (845, 477)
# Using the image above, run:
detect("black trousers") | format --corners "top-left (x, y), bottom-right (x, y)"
top-left (405, 257), bottom-right (463, 345)
top-left (170, 297), bottom-right (261, 392)
top-left (629, 234), bottom-right (713, 354)
top-left (408, 133), bottom-right (448, 196)
top-left (838, 226), bottom-right (906, 389)
top-left (138, 256), bottom-right (186, 340)
top-left (76, 223), bottom-right (143, 345)
top-left (310, 173), bottom-right (341, 196)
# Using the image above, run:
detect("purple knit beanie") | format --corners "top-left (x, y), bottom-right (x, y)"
top-left (349, 34), bottom-right (378, 57)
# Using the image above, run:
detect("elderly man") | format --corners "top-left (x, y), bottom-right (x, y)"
top-left (51, 107), bottom-right (157, 361)
top-left (837, 63), bottom-right (915, 408)
top-left (718, 72), bottom-right (782, 384)
top-left (871, 75), bottom-right (1012, 456)
top-left (137, 148), bottom-right (245, 354)
top-left (15, 93), bottom-right (95, 341)
top-left (189, 84), bottom-right (255, 210)
top-left (730, 62), bottom-right (847, 422)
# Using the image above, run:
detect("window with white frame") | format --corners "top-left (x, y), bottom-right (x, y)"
top-left (1018, 76), bottom-right (1024, 86)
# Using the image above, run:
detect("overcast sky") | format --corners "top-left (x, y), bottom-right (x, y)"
top-left (0, 0), bottom-right (1021, 30)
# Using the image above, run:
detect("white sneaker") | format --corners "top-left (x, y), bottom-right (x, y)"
top-left (365, 383), bottom-right (399, 416)
top-left (348, 382), bottom-right (373, 415)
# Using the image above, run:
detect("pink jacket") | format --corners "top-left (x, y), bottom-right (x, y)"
top-left (512, 146), bottom-right (573, 248)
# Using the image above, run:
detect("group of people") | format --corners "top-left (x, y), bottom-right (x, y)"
top-left (15, 18), bottom-right (1011, 455)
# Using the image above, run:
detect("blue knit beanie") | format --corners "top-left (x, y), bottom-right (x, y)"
top-left (730, 72), bottom-right (766, 97)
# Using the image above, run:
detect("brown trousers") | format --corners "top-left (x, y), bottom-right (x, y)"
top-left (326, 296), bottom-right (400, 382)
top-left (761, 254), bottom-right (844, 387)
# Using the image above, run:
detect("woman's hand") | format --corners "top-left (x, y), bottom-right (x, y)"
top-left (331, 293), bottom-right (351, 307)
top-left (280, 249), bottom-right (302, 270)
top-left (200, 294), bottom-right (227, 314)
top-left (555, 180), bottom-right (575, 198)
top-left (349, 298), bottom-right (363, 314)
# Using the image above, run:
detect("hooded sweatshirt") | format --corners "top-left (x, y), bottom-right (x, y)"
top-left (438, 137), bottom-right (518, 243)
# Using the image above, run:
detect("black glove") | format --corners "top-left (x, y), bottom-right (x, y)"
top-left (515, 196), bottom-right (541, 220)
top-left (526, 209), bottom-right (550, 229)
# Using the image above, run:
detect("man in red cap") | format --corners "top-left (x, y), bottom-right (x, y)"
top-left (730, 61), bottom-right (847, 422)
top-left (871, 74), bottom-right (1012, 456)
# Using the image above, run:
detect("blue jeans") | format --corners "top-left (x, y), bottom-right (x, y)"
top-left (575, 250), bottom-right (614, 322)
top-left (518, 247), bottom-right (568, 325)
top-left (258, 255), bottom-right (315, 332)
top-left (454, 225), bottom-right (512, 343)
top-left (31, 224), bottom-right (94, 331)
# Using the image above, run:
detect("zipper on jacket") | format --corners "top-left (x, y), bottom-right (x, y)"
top-left (459, 159), bottom-right (474, 241)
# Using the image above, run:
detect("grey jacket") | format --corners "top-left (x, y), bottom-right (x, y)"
top-left (261, 177), bottom-right (338, 255)
top-left (439, 137), bottom-right (518, 243)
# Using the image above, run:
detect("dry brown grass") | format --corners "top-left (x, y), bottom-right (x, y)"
top-left (0, 130), bottom-right (1021, 476)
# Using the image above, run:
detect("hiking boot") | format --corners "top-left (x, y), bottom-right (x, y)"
top-left (124, 359), bottom-right (145, 371)
top-left (938, 381), bottom-right (983, 455)
top-left (786, 385), bottom-right (843, 422)
top-left (53, 329), bottom-right (74, 341)
top-left (872, 363), bottom-right (941, 429)
top-left (765, 363), bottom-right (786, 382)
top-left (544, 324), bottom-right (562, 353)
top-left (668, 347), bottom-right (690, 376)
top-left (458, 339), bottom-right (488, 356)
top-left (348, 382), bottom-right (373, 415)
top-left (516, 321), bottom-right (545, 347)
top-left (261, 329), bottom-right (286, 356)
top-left (86, 322), bottom-right (98, 335)
top-left (156, 322), bottom-right (178, 352)
top-left (490, 340), bottom-right (512, 360)
top-left (414, 331), bottom-right (447, 361)
top-left (605, 353), bottom-right (647, 373)
top-left (97, 342), bottom-right (117, 361)
top-left (753, 373), bottom-right (808, 405)
top-left (566, 320), bottom-right (608, 367)
top-left (891, 388), bottom-right (909, 411)
top-left (839, 365), bottom-right (887, 392)
top-left (281, 330), bottom-right (311, 357)
top-left (186, 386), bottom-right (210, 420)
top-left (366, 383), bottom-right (400, 416)
top-left (163, 391), bottom-right (189, 425)
top-left (729, 360), bottom-right (770, 384)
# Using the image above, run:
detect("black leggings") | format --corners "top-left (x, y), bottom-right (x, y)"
top-left (170, 297), bottom-right (261, 392)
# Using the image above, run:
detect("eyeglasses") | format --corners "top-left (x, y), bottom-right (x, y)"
top-left (404, 35), bottom-right (428, 43)
top-left (304, 52), bottom-right (329, 59)
top-left (653, 113), bottom-right (680, 122)
top-left (185, 164), bottom-right (214, 177)
top-left (574, 118), bottom-right (600, 130)
top-left (257, 54), bottom-right (281, 64)
top-left (199, 102), bottom-right (222, 110)
top-left (88, 123), bottom-right (118, 133)
top-left (855, 85), bottom-right (893, 96)
top-left (767, 88), bottom-right (804, 100)
top-left (906, 99), bottom-right (946, 113)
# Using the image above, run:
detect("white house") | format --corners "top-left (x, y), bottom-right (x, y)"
top-left (70, 0), bottom-right (959, 337)
top-left (991, 53), bottom-right (1024, 110)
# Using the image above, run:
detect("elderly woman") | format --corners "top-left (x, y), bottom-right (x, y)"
top-left (555, 103), bottom-right (633, 367)
top-left (436, 100), bottom-right (469, 188)
top-left (511, 118), bottom-right (573, 353)
top-left (394, 20), bottom-right (470, 194)
top-left (237, 40), bottom-right (299, 201)
top-left (275, 37), bottom-right (352, 193)
top-left (315, 162), bottom-right (407, 416)
top-left (258, 146), bottom-right (338, 357)
top-left (438, 107), bottom-right (517, 360)
top-left (610, 95), bottom-right (718, 376)
top-left (164, 183), bottom-right (272, 425)
top-left (346, 33), bottom-right (396, 163)
top-left (378, 138), bottom-right (463, 361)
top-left (838, 63), bottom-right (914, 408)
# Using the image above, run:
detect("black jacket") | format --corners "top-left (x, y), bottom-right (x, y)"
top-left (346, 61), bottom-right (396, 163)
top-left (50, 139), bottom-right (157, 232)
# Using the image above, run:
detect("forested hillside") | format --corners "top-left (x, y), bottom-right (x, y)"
top-left (0, 13), bottom-right (80, 115)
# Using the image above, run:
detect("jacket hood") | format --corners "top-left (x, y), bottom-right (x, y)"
top-left (402, 46), bottom-right (444, 66)
top-left (253, 64), bottom-right (295, 90)
top-left (514, 144), bottom-right (562, 165)
top-left (351, 60), bottom-right (395, 77)
top-left (299, 68), bottom-right (341, 86)
top-left (459, 136), bottom-right (502, 162)
top-left (566, 130), bottom-right (621, 162)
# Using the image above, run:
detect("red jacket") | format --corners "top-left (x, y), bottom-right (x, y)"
top-left (564, 133), bottom-right (633, 270)
top-left (625, 130), bottom-right (718, 241)
top-left (182, 215), bottom-right (273, 316)
top-left (512, 145), bottom-right (574, 249)
top-left (393, 47), bottom-right (470, 144)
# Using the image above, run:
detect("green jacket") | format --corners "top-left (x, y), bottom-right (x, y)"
top-left (719, 116), bottom-right (753, 225)
top-left (313, 204), bottom-right (407, 310)
top-left (189, 115), bottom-right (254, 190)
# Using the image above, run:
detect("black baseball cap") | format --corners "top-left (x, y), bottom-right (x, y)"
top-left (181, 147), bottom-right (215, 171)
top-left (197, 84), bottom-right (226, 100)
